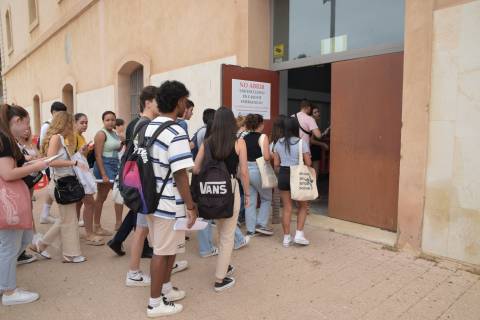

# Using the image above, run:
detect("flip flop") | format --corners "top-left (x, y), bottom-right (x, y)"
top-left (85, 236), bottom-right (105, 246)
top-left (63, 255), bottom-right (87, 263)
top-left (29, 240), bottom-right (51, 259)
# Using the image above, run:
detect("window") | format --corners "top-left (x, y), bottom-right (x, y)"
top-left (5, 9), bottom-right (13, 53)
top-left (28, 0), bottom-right (39, 31)
top-left (129, 66), bottom-right (144, 120)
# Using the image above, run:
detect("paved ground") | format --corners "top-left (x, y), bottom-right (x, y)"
top-left (2, 189), bottom-right (480, 320)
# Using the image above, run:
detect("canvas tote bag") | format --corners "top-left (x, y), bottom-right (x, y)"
top-left (256, 134), bottom-right (278, 189)
top-left (290, 140), bottom-right (318, 201)
top-left (0, 177), bottom-right (33, 230)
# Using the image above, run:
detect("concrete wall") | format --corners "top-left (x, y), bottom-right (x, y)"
top-left (422, 0), bottom-right (480, 265)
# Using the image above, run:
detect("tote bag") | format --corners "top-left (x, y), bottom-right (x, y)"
top-left (256, 134), bottom-right (278, 189)
top-left (0, 177), bottom-right (33, 229)
top-left (290, 141), bottom-right (318, 201)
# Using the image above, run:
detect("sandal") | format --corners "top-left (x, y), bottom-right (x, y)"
top-left (63, 255), bottom-right (87, 263)
top-left (85, 235), bottom-right (105, 246)
top-left (29, 239), bottom-right (51, 259)
top-left (94, 225), bottom-right (113, 236)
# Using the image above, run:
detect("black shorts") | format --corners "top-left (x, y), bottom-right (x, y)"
top-left (310, 145), bottom-right (322, 161)
top-left (278, 166), bottom-right (291, 191)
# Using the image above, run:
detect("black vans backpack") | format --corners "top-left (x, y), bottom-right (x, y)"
top-left (119, 120), bottom-right (175, 214)
top-left (191, 143), bottom-right (234, 219)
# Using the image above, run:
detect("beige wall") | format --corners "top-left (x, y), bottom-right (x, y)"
top-left (422, 0), bottom-right (480, 265)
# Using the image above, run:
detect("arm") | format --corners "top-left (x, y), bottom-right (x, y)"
top-left (236, 139), bottom-right (250, 208)
top-left (94, 131), bottom-right (109, 182)
top-left (273, 152), bottom-right (281, 173)
top-left (173, 169), bottom-right (198, 228)
top-left (303, 152), bottom-right (312, 167)
top-left (0, 157), bottom-right (47, 181)
top-left (193, 144), bottom-right (205, 175)
top-left (47, 135), bottom-right (76, 168)
top-left (262, 135), bottom-right (271, 161)
top-left (311, 128), bottom-right (322, 139)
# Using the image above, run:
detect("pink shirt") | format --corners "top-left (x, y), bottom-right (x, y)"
top-left (295, 112), bottom-right (318, 145)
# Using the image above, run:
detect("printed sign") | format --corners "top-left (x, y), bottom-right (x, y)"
top-left (232, 79), bottom-right (271, 119)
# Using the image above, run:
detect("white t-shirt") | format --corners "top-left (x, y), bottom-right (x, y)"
top-left (145, 116), bottom-right (194, 219)
top-left (39, 119), bottom-right (52, 146)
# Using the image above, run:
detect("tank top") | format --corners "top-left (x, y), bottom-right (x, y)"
top-left (101, 128), bottom-right (121, 158)
top-left (209, 141), bottom-right (239, 176)
top-left (244, 132), bottom-right (262, 162)
top-left (52, 135), bottom-right (75, 178)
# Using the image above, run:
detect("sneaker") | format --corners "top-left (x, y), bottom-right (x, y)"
top-left (172, 260), bottom-right (188, 274)
top-left (78, 220), bottom-right (85, 227)
top-left (2, 288), bottom-right (39, 306)
top-left (294, 235), bottom-right (310, 246)
top-left (200, 247), bottom-right (219, 258)
top-left (246, 231), bottom-right (257, 237)
top-left (283, 235), bottom-right (292, 248)
top-left (126, 271), bottom-right (151, 287)
top-left (17, 251), bottom-right (37, 265)
top-left (226, 265), bottom-right (235, 277)
top-left (234, 235), bottom-right (250, 250)
top-left (107, 239), bottom-right (125, 256)
top-left (147, 298), bottom-right (183, 317)
top-left (164, 287), bottom-right (186, 302)
top-left (255, 225), bottom-right (274, 236)
top-left (39, 216), bottom-right (57, 224)
top-left (214, 277), bottom-right (236, 292)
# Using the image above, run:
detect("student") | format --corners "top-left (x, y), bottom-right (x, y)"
top-left (31, 111), bottom-right (88, 263)
top-left (38, 102), bottom-right (67, 225)
top-left (190, 108), bottom-right (215, 154)
top-left (93, 111), bottom-right (123, 235)
top-left (0, 104), bottom-right (48, 305)
top-left (144, 81), bottom-right (197, 317)
top-left (194, 106), bottom-right (250, 292)
top-left (115, 118), bottom-right (126, 142)
top-left (274, 117), bottom-right (312, 247)
top-left (310, 105), bottom-right (330, 179)
top-left (243, 114), bottom-right (273, 236)
top-left (270, 115), bottom-right (287, 225)
top-left (176, 99), bottom-right (194, 135)
top-left (73, 113), bottom-right (102, 245)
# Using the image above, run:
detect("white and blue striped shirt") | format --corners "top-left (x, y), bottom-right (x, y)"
top-left (145, 116), bottom-right (194, 219)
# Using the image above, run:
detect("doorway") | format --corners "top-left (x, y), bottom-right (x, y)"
top-left (62, 84), bottom-right (74, 113)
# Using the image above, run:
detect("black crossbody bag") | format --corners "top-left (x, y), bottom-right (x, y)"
top-left (53, 146), bottom-right (85, 205)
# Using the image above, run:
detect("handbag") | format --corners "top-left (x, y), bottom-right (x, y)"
top-left (53, 146), bottom-right (85, 205)
top-left (256, 134), bottom-right (278, 189)
top-left (0, 177), bottom-right (33, 230)
top-left (290, 140), bottom-right (318, 201)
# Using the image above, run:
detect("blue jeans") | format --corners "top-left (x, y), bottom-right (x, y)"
top-left (0, 230), bottom-right (33, 292)
top-left (245, 162), bottom-right (272, 233)
top-left (198, 221), bottom-right (246, 256)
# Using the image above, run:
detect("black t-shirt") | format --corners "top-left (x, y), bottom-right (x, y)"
top-left (244, 132), bottom-right (262, 162)
top-left (0, 132), bottom-right (26, 167)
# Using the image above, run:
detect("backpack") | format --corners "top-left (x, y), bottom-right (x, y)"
top-left (118, 120), bottom-right (175, 214)
top-left (191, 125), bottom-right (206, 160)
top-left (191, 143), bottom-right (234, 220)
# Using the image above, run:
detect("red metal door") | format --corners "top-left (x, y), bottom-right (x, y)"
top-left (329, 53), bottom-right (403, 232)
top-left (221, 64), bottom-right (279, 134)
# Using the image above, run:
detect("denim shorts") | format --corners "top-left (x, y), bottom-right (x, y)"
top-left (93, 156), bottom-right (119, 181)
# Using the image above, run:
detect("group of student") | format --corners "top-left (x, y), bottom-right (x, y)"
top-left (0, 79), bottom-right (327, 317)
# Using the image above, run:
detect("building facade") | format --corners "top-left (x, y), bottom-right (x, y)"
top-left (1, 0), bottom-right (479, 266)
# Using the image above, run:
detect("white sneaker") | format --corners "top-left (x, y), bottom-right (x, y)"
top-left (200, 247), bottom-right (219, 258)
top-left (234, 235), bottom-right (250, 250)
top-left (283, 235), bottom-right (292, 248)
top-left (126, 271), bottom-right (151, 287)
top-left (163, 287), bottom-right (186, 302)
top-left (294, 235), bottom-right (310, 246)
top-left (172, 260), bottom-right (188, 274)
top-left (2, 288), bottom-right (39, 306)
top-left (78, 220), bottom-right (85, 227)
top-left (40, 216), bottom-right (57, 224)
top-left (147, 298), bottom-right (183, 317)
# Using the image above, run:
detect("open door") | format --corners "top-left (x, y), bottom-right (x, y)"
top-left (329, 53), bottom-right (403, 232)
top-left (222, 64), bottom-right (279, 134)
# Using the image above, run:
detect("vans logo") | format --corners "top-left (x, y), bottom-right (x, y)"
top-left (133, 147), bottom-right (149, 163)
top-left (200, 181), bottom-right (227, 194)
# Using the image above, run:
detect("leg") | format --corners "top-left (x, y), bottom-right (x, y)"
top-left (233, 226), bottom-right (248, 249)
top-left (280, 191), bottom-right (292, 235)
top-left (129, 226), bottom-right (149, 271)
top-left (150, 255), bottom-right (170, 298)
top-left (296, 201), bottom-right (308, 231)
top-left (0, 230), bottom-right (23, 294)
top-left (82, 195), bottom-right (96, 237)
top-left (114, 203), bottom-right (124, 230)
top-left (271, 188), bottom-right (281, 224)
top-left (197, 221), bottom-right (215, 256)
top-left (256, 182), bottom-right (273, 230)
top-left (244, 182), bottom-right (258, 234)
top-left (58, 203), bottom-right (82, 258)
top-left (93, 183), bottom-right (113, 235)
top-left (39, 193), bottom-right (54, 223)
top-left (112, 210), bottom-right (136, 244)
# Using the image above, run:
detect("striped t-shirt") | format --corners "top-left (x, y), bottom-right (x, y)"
top-left (145, 116), bottom-right (194, 219)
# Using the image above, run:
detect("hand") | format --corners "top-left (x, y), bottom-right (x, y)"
top-left (102, 175), bottom-right (110, 183)
top-left (79, 144), bottom-right (88, 156)
top-left (77, 162), bottom-right (89, 171)
top-left (32, 160), bottom-right (48, 172)
top-left (244, 194), bottom-right (251, 208)
top-left (186, 205), bottom-right (198, 229)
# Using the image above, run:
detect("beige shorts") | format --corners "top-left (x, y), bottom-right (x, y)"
top-left (146, 216), bottom-right (185, 256)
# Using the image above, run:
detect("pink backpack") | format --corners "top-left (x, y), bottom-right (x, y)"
top-left (0, 178), bottom-right (33, 229)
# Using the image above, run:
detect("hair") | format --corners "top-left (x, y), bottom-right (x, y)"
top-left (74, 113), bottom-right (87, 122)
top-left (283, 117), bottom-right (300, 154)
top-left (205, 106), bottom-right (237, 160)
top-left (186, 99), bottom-right (194, 108)
top-left (236, 115), bottom-right (246, 129)
top-left (102, 111), bottom-right (116, 121)
top-left (244, 114), bottom-right (263, 131)
top-left (50, 101), bottom-right (67, 114)
top-left (41, 111), bottom-right (74, 156)
top-left (139, 85), bottom-right (158, 113)
top-left (299, 99), bottom-right (311, 110)
top-left (271, 114), bottom-right (287, 144)
top-left (202, 108), bottom-right (216, 125)
top-left (156, 80), bottom-right (189, 113)
top-left (115, 118), bottom-right (125, 127)
top-left (0, 104), bottom-right (29, 159)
